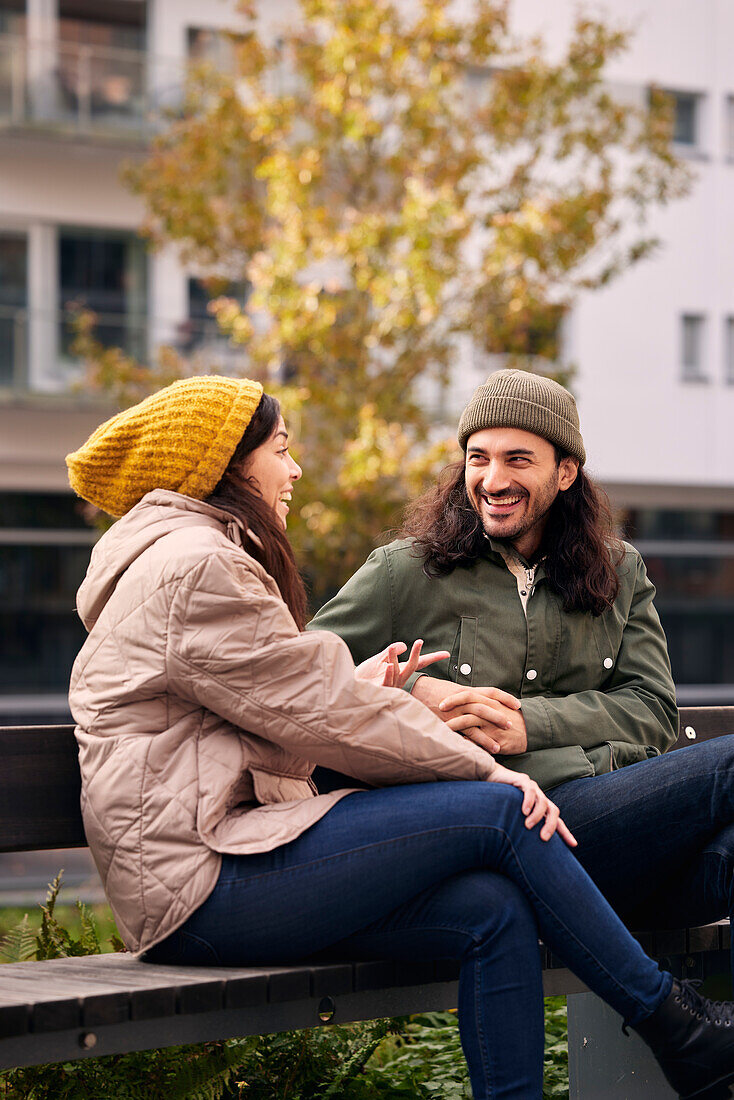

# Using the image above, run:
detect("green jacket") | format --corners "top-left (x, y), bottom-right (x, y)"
top-left (309, 537), bottom-right (679, 791)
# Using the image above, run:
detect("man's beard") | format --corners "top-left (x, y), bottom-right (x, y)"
top-left (475, 475), bottom-right (559, 551)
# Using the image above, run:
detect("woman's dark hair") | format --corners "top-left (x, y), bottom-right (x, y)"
top-left (206, 394), bottom-right (308, 630)
top-left (400, 452), bottom-right (623, 616)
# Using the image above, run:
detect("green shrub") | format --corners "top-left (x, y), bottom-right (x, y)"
top-left (0, 878), bottom-right (569, 1098)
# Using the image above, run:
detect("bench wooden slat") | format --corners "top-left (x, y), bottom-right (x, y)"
top-left (0, 998), bottom-right (31, 1038)
top-left (310, 963), bottom-right (353, 998)
top-left (0, 712), bottom-right (729, 852)
top-left (676, 707), bottom-right (734, 747)
top-left (37, 959), bottom-right (178, 1026)
top-left (0, 727), bottom-right (86, 852)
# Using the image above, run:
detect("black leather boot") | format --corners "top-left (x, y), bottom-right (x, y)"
top-left (633, 978), bottom-right (734, 1099)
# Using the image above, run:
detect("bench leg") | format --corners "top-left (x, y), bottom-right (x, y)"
top-left (567, 953), bottom-right (731, 1098)
top-left (567, 992), bottom-right (676, 1099)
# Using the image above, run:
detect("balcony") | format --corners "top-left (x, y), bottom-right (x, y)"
top-left (0, 303), bottom-right (249, 395)
top-left (0, 34), bottom-right (182, 143)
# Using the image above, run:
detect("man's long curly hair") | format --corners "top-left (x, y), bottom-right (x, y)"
top-left (399, 451), bottom-right (624, 616)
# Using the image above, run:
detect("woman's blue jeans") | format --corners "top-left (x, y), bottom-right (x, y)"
top-left (145, 782), bottom-right (670, 1099)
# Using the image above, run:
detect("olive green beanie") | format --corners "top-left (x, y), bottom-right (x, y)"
top-left (457, 369), bottom-right (586, 465)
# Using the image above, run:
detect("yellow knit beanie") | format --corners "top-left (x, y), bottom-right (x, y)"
top-left (66, 375), bottom-right (264, 516)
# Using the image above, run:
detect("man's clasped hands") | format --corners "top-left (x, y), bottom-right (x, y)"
top-left (354, 639), bottom-right (527, 757)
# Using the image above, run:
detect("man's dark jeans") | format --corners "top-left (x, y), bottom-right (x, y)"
top-left (549, 736), bottom-right (734, 982)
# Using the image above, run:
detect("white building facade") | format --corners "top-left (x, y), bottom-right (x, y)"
top-left (0, 0), bottom-right (733, 718)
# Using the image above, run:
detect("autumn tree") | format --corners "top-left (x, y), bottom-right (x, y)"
top-left (75, 0), bottom-right (689, 600)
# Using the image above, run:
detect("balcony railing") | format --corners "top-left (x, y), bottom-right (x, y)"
top-left (0, 35), bottom-right (183, 141)
top-left (0, 303), bottom-right (249, 394)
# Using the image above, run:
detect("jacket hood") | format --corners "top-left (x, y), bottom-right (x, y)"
top-left (76, 490), bottom-right (241, 629)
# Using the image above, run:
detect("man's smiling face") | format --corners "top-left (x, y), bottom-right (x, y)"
top-left (464, 427), bottom-right (579, 560)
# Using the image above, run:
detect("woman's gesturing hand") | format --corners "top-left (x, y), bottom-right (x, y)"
top-left (489, 763), bottom-right (578, 848)
top-left (355, 641), bottom-right (450, 690)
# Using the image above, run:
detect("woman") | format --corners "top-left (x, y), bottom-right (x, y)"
top-left (67, 375), bottom-right (734, 1100)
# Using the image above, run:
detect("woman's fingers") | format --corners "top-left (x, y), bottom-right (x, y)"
top-left (394, 641), bottom-right (449, 688)
top-left (538, 801), bottom-right (560, 841)
top-left (523, 789), bottom-right (575, 846)
top-left (386, 644), bottom-right (400, 682)
top-left (487, 766), bottom-right (578, 847)
top-left (556, 818), bottom-right (578, 848)
top-left (396, 640), bottom-right (422, 681)
top-left (523, 788), bottom-right (547, 830)
top-left (414, 649), bottom-right (451, 670)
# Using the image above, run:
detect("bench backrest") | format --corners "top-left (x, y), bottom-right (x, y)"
top-left (0, 708), bottom-right (731, 853)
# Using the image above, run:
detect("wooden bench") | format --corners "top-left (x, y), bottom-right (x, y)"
top-left (0, 709), bottom-right (731, 1097)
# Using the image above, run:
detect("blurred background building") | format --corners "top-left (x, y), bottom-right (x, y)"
top-left (1, 0), bottom-right (733, 727)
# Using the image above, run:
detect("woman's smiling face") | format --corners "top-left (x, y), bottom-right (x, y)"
top-left (245, 416), bottom-right (302, 527)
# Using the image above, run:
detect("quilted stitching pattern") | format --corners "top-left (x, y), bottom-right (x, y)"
top-left (69, 494), bottom-right (496, 954)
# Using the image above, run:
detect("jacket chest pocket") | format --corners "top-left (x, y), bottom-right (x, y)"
top-left (556, 613), bottom-right (623, 692)
top-left (250, 766), bottom-right (315, 806)
top-left (449, 617), bottom-right (478, 684)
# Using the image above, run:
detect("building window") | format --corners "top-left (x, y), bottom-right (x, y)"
top-left (726, 317), bottom-right (734, 383)
top-left (179, 276), bottom-right (250, 355)
top-left (187, 27), bottom-right (242, 72)
top-left (58, 1), bottom-right (146, 53)
top-left (0, 0), bottom-right (24, 36)
top-left (681, 314), bottom-right (706, 381)
top-left (652, 89), bottom-right (701, 149)
top-left (0, 491), bottom-right (95, 721)
top-left (55, 1), bottom-right (146, 127)
top-left (59, 227), bottom-right (147, 361)
top-left (622, 509), bottom-right (734, 702)
top-left (670, 91), bottom-right (699, 145)
top-left (726, 96), bottom-right (734, 159)
top-left (0, 231), bottom-right (27, 388)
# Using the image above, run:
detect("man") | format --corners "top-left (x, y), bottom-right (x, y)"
top-left (310, 368), bottom-right (734, 956)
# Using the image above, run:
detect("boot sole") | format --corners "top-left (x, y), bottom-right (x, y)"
top-left (684, 1073), bottom-right (734, 1100)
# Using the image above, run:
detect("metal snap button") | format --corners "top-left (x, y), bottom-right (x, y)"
top-left (526, 669), bottom-right (537, 680)
top-left (603, 657), bottom-right (613, 669)
top-left (460, 663), bottom-right (472, 676)
top-left (685, 726), bottom-right (697, 740)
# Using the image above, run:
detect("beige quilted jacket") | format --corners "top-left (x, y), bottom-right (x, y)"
top-left (69, 490), bottom-right (496, 955)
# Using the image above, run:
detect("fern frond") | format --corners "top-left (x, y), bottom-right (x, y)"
top-left (320, 1018), bottom-right (395, 1098)
top-left (0, 914), bottom-right (37, 962)
top-left (71, 901), bottom-right (101, 957)
top-left (35, 871), bottom-right (74, 960)
top-left (164, 1040), bottom-right (257, 1100)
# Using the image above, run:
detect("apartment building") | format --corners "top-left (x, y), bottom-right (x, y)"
top-left (0, 0), bottom-right (733, 721)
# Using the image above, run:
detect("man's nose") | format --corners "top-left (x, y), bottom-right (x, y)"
top-left (482, 461), bottom-right (511, 494)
